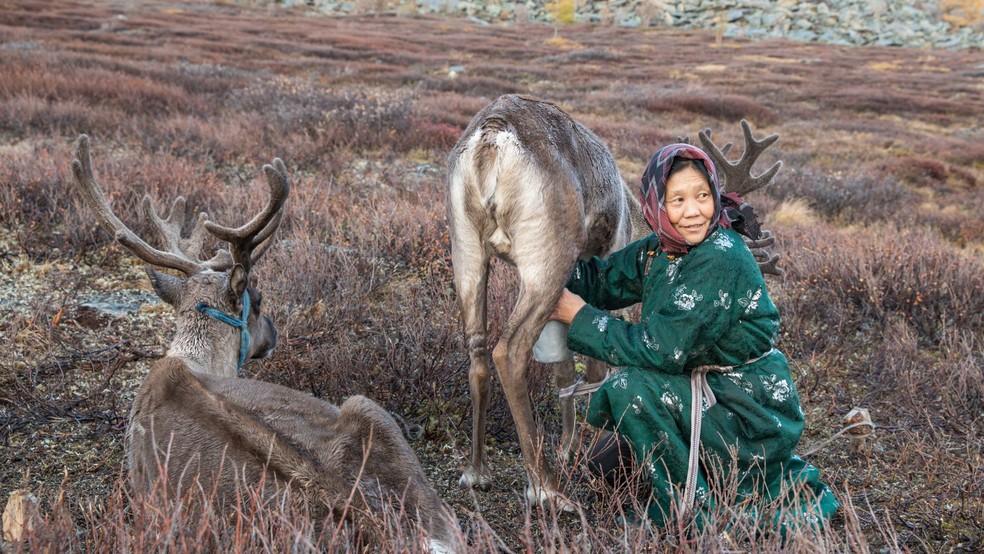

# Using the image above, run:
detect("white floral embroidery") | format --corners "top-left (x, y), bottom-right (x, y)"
top-left (714, 290), bottom-right (731, 309)
top-left (773, 415), bottom-right (783, 428)
top-left (612, 372), bottom-right (628, 389)
top-left (738, 288), bottom-right (762, 314)
top-left (695, 486), bottom-right (708, 504)
top-left (672, 286), bottom-right (704, 311)
top-left (713, 232), bottom-right (735, 251)
top-left (760, 374), bottom-right (791, 403)
top-left (725, 371), bottom-right (753, 395)
top-left (642, 332), bottom-right (660, 351)
top-left (673, 348), bottom-right (684, 361)
top-left (592, 315), bottom-right (609, 332)
top-left (631, 395), bottom-right (644, 414)
top-left (665, 258), bottom-right (680, 282)
top-left (661, 391), bottom-right (682, 413)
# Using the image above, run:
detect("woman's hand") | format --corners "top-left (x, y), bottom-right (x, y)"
top-left (550, 288), bottom-right (587, 325)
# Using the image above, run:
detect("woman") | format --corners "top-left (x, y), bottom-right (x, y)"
top-left (550, 143), bottom-right (839, 534)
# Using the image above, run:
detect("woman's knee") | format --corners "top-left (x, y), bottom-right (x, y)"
top-left (586, 431), bottom-right (634, 486)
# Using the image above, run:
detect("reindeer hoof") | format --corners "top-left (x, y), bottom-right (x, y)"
top-left (526, 485), bottom-right (576, 512)
top-left (428, 539), bottom-right (458, 554)
top-left (458, 466), bottom-right (491, 489)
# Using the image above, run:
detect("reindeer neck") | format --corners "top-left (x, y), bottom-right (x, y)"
top-left (166, 317), bottom-right (240, 378)
top-left (623, 180), bottom-right (650, 243)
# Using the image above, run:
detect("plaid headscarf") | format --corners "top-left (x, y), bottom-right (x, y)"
top-left (640, 143), bottom-right (735, 255)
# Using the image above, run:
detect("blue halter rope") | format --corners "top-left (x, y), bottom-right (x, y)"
top-left (195, 290), bottom-right (251, 371)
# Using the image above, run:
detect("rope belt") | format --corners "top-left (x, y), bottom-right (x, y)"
top-left (195, 290), bottom-right (251, 371)
top-left (557, 369), bottom-right (613, 399)
top-left (681, 347), bottom-right (775, 515)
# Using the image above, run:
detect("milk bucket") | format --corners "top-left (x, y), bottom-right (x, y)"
top-left (532, 320), bottom-right (573, 363)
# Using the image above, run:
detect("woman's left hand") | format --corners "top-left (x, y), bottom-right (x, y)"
top-left (550, 288), bottom-right (587, 325)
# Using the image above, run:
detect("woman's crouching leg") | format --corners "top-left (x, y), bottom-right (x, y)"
top-left (586, 430), bottom-right (634, 487)
top-left (585, 375), bottom-right (700, 528)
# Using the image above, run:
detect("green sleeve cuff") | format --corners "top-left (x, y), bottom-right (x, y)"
top-left (567, 304), bottom-right (616, 364)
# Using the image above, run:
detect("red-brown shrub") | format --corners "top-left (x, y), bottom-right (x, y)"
top-left (409, 119), bottom-right (463, 151)
top-left (776, 222), bottom-right (983, 350)
top-left (912, 202), bottom-right (984, 247)
top-left (767, 165), bottom-right (913, 224)
top-left (0, 53), bottom-right (205, 117)
top-left (420, 74), bottom-right (520, 99)
top-left (882, 156), bottom-right (949, 189)
top-left (637, 93), bottom-right (778, 126)
top-left (413, 92), bottom-right (488, 130)
top-left (818, 86), bottom-right (977, 121)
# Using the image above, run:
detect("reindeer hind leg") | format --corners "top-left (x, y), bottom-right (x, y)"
top-left (450, 239), bottom-right (493, 489)
top-left (493, 253), bottom-right (579, 509)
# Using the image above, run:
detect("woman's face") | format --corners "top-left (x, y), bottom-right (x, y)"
top-left (664, 165), bottom-right (715, 244)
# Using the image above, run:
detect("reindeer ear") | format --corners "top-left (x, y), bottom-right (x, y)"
top-left (228, 264), bottom-right (249, 305)
top-left (147, 268), bottom-right (183, 306)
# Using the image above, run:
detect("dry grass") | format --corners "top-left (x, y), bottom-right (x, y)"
top-left (1, 0), bottom-right (982, 552)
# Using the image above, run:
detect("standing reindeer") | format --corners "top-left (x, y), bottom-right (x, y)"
top-left (446, 94), bottom-right (781, 504)
top-left (72, 136), bottom-right (459, 553)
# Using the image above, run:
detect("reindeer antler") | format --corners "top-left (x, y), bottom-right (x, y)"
top-left (72, 135), bottom-right (207, 276)
top-left (204, 159), bottom-right (290, 274)
top-left (745, 230), bottom-right (782, 276)
top-left (697, 122), bottom-right (784, 276)
top-left (72, 135), bottom-right (289, 276)
top-left (699, 120), bottom-right (781, 196)
top-left (141, 196), bottom-right (206, 260)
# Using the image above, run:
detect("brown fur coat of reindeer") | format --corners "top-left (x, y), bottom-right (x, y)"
top-left (72, 136), bottom-right (459, 553)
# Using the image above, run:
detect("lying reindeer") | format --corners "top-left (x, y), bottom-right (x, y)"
top-left (72, 135), bottom-right (459, 552)
top-left (446, 94), bottom-right (781, 505)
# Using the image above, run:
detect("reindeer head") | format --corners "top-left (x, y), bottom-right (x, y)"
top-left (71, 135), bottom-right (289, 377)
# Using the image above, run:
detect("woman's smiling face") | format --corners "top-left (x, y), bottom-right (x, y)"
top-left (664, 165), bottom-right (715, 244)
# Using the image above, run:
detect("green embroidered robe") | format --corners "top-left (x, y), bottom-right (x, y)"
top-left (567, 227), bottom-right (839, 532)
